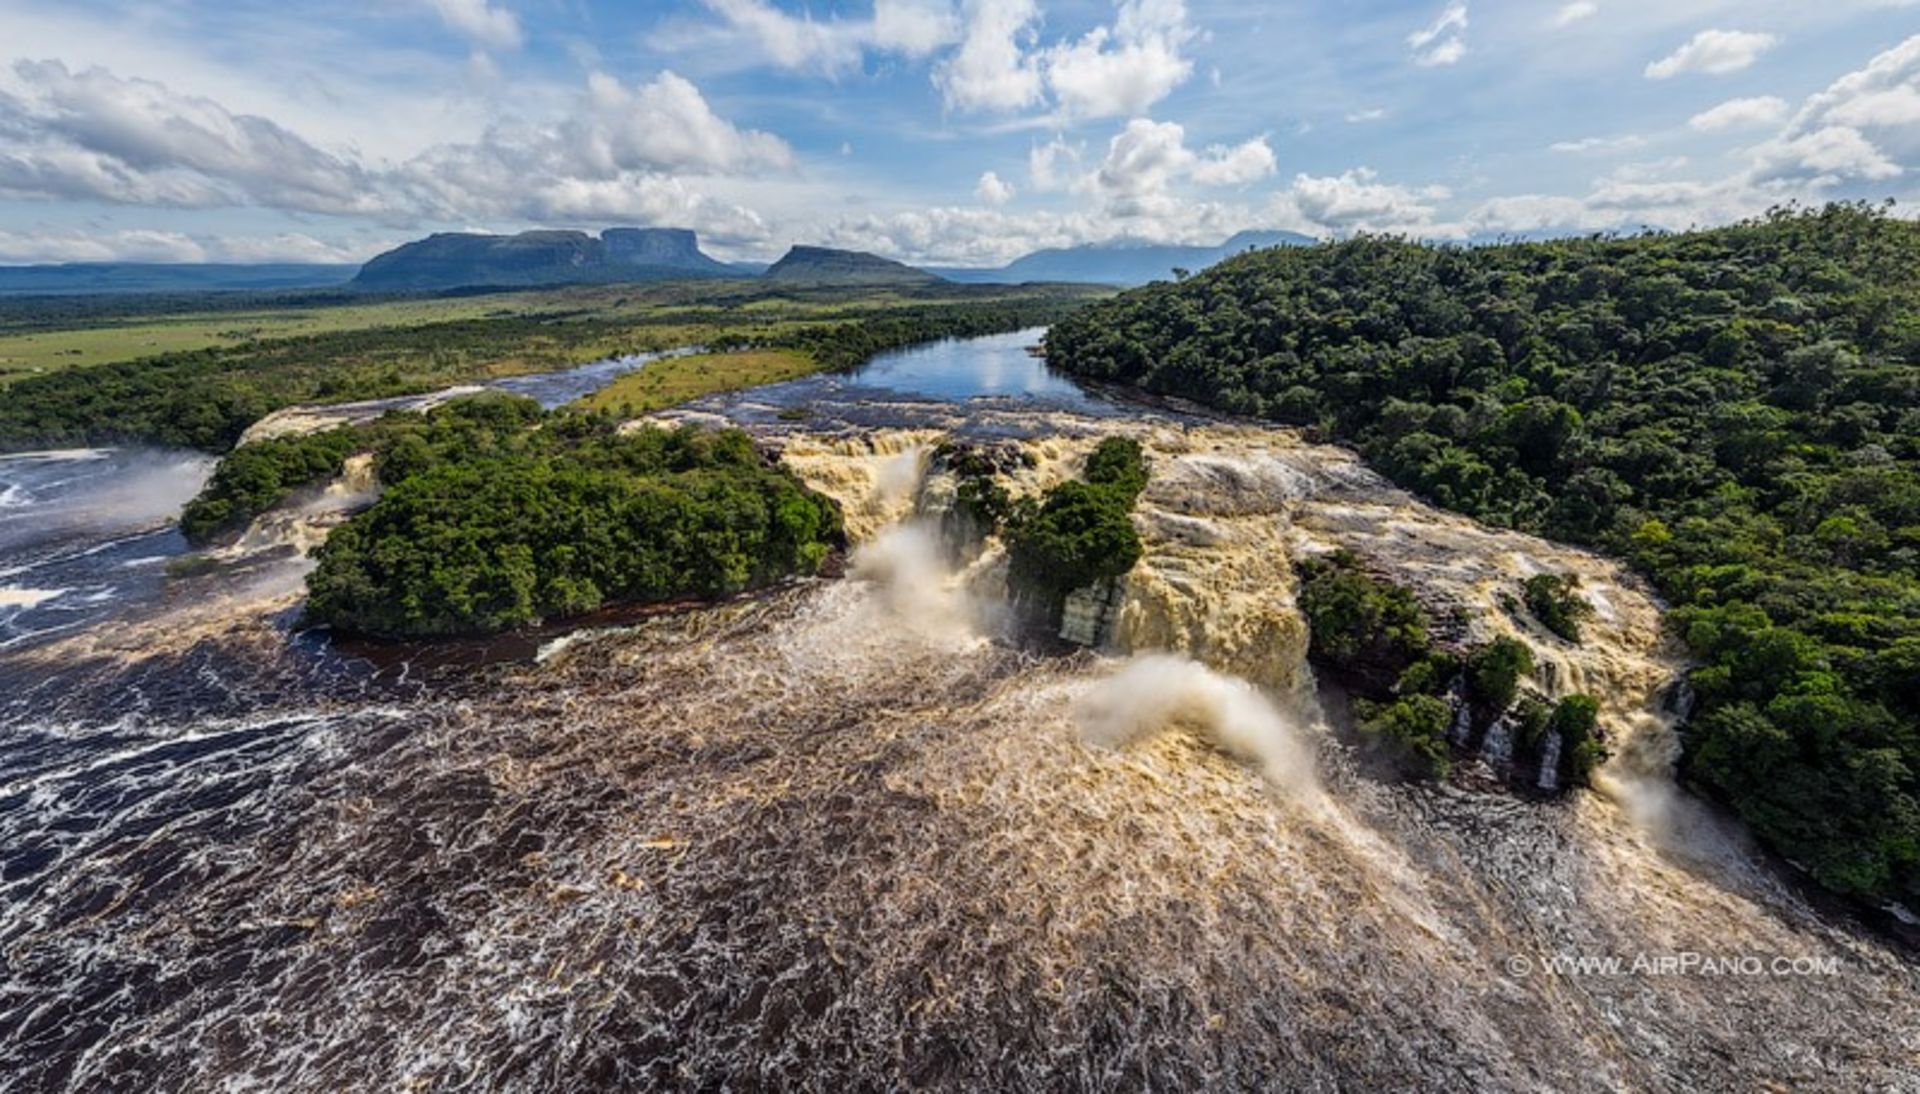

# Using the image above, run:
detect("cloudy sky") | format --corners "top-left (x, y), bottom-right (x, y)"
top-left (0, 0), bottom-right (1916, 266)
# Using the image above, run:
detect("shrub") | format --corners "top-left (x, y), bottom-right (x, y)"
top-left (1550, 694), bottom-right (1606, 786)
top-left (1467, 637), bottom-right (1536, 712)
top-left (179, 426), bottom-right (362, 545)
top-left (1356, 695), bottom-right (1455, 780)
top-left (1297, 551), bottom-right (1431, 677)
top-left (1512, 695), bottom-right (1553, 755)
top-left (1523, 572), bottom-right (1594, 643)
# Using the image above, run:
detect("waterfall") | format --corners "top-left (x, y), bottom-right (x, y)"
top-left (1537, 730), bottom-right (1564, 793)
top-left (1479, 715), bottom-right (1515, 768)
top-left (11, 404), bottom-right (1915, 1092)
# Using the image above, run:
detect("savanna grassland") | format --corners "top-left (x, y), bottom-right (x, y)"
top-left (576, 349), bottom-right (822, 415)
top-left (0, 281), bottom-right (1103, 452)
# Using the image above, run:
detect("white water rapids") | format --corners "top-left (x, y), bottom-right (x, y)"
top-left (0, 368), bottom-right (1915, 1089)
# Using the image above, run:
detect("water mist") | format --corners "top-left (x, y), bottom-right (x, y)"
top-left (1075, 652), bottom-right (1325, 804)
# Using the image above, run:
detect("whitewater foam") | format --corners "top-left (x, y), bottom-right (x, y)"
top-left (0, 586), bottom-right (68, 610)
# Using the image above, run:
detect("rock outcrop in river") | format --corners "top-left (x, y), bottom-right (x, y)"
top-left (3, 356), bottom-right (1916, 1091)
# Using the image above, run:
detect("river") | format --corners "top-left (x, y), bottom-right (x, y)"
top-left (0, 331), bottom-right (1915, 1091)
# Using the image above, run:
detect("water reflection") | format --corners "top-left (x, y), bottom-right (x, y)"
top-left (749, 328), bottom-right (1105, 408)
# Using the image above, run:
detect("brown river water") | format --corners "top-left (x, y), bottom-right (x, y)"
top-left (0, 331), bottom-right (1915, 1090)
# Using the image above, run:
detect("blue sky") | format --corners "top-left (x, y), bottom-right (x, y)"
top-left (0, 0), bottom-right (1916, 265)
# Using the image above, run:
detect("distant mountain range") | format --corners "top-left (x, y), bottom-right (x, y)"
top-left (352, 231), bottom-right (946, 291)
top-left (928, 231), bottom-right (1315, 287)
top-left (0, 262), bottom-right (358, 295)
top-left (0, 226), bottom-right (1322, 296)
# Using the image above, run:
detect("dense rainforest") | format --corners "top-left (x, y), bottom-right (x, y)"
top-left (1046, 204), bottom-right (1920, 906)
top-left (201, 393), bottom-right (845, 638)
top-left (1295, 550), bottom-right (1603, 786)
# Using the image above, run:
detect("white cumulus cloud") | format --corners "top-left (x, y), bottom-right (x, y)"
top-left (1749, 126), bottom-right (1903, 184)
top-left (1646, 30), bottom-right (1779, 80)
top-left (1043, 0), bottom-right (1195, 119)
top-left (692, 0), bottom-right (958, 75)
top-left (935, 0), bottom-right (1198, 118)
top-left (1408, 2), bottom-right (1468, 68)
top-left (1094, 119), bottom-right (1275, 216)
top-left (934, 0), bottom-right (1044, 113)
top-left (1281, 168), bottom-right (1450, 234)
top-left (1189, 137), bottom-right (1278, 186)
top-left (1028, 135), bottom-right (1086, 193)
top-left (1743, 35), bottom-right (1920, 186)
top-left (425, 0), bottom-right (523, 52)
top-left (0, 60), bottom-right (381, 216)
top-left (1689, 96), bottom-right (1789, 131)
top-left (0, 60), bottom-right (791, 245)
top-left (1790, 33), bottom-right (1920, 159)
top-left (872, 0), bottom-right (963, 54)
top-left (975, 169), bottom-right (1015, 205)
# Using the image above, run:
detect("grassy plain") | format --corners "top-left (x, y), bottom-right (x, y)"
top-left (0, 280), bottom-right (1102, 385)
top-left (0, 281), bottom-right (1102, 451)
top-left (0, 296), bottom-right (549, 384)
top-left (577, 349), bottom-right (822, 414)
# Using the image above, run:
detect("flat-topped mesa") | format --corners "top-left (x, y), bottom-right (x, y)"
top-left (764, 246), bottom-right (945, 286)
top-left (349, 227), bottom-right (739, 291)
top-left (599, 227), bottom-right (731, 274)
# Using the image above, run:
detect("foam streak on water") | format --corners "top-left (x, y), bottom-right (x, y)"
top-left (0, 448), bottom-right (216, 651)
top-left (1, 387), bottom-right (1917, 1089)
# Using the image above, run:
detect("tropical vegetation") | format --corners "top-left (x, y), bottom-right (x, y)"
top-left (1003, 437), bottom-right (1150, 619)
top-left (1046, 203), bottom-right (1920, 902)
top-left (1294, 551), bottom-right (1597, 785)
top-left (177, 393), bottom-right (843, 638)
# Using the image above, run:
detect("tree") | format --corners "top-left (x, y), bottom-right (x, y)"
top-left (1523, 573), bottom-right (1594, 643)
top-left (1296, 551), bottom-right (1431, 680)
top-left (301, 416), bottom-right (841, 638)
top-left (1357, 695), bottom-right (1455, 781)
top-left (1004, 438), bottom-right (1150, 620)
top-left (1468, 637), bottom-right (1536, 712)
top-left (1550, 694), bottom-right (1605, 786)
top-left (1042, 205), bottom-right (1920, 904)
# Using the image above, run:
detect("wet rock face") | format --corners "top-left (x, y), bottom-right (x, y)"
top-left (9, 430), bottom-right (1917, 1090)
top-left (790, 423), bottom-right (1664, 801)
top-left (1058, 579), bottom-right (1125, 647)
top-left (922, 440), bottom-right (1035, 563)
top-left (18, 408), bottom-right (1914, 1092)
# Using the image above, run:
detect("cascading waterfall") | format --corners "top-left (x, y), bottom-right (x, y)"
top-left (221, 453), bottom-right (381, 561)
top-left (777, 431), bottom-right (943, 542)
top-left (2, 401), bottom-right (1917, 1092)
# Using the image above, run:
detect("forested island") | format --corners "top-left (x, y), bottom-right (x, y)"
top-left (188, 393), bottom-right (842, 638)
top-left (1046, 204), bottom-right (1920, 907)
